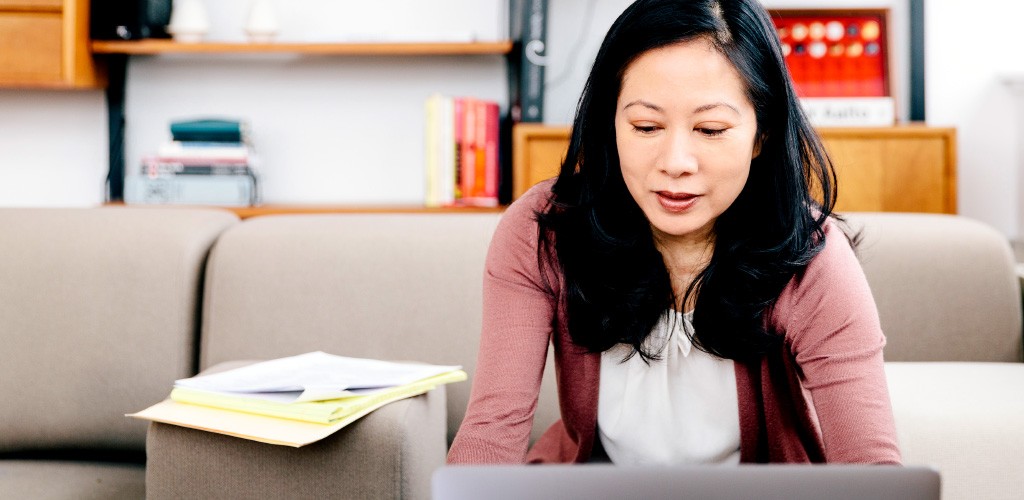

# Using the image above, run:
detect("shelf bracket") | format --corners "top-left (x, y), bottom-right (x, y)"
top-left (104, 54), bottom-right (128, 201)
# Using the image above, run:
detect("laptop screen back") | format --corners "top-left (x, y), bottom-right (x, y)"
top-left (433, 464), bottom-right (940, 500)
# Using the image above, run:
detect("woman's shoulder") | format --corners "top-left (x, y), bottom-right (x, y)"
top-left (815, 216), bottom-right (859, 268)
top-left (489, 178), bottom-right (556, 254)
top-left (492, 179), bottom-right (556, 240)
top-left (770, 216), bottom-right (876, 335)
top-left (503, 178), bottom-right (556, 223)
top-left (787, 216), bottom-right (862, 290)
top-left (486, 178), bottom-right (561, 293)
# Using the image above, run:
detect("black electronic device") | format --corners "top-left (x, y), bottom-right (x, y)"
top-left (91, 0), bottom-right (172, 40)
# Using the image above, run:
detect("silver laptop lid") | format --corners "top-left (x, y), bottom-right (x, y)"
top-left (433, 464), bottom-right (940, 500)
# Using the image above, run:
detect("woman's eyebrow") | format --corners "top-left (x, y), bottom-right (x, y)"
top-left (693, 102), bottom-right (741, 115)
top-left (622, 99), bottom-right (664, 112)
top-left (622, 99), bottom-right (741, 116)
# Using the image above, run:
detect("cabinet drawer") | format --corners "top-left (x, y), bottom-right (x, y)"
top-left (0, 0), bottom-right (62, 11)
top-left (0, 12), bottom-right (62, 84)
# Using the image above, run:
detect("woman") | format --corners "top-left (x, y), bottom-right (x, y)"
top-left (448, 0), bottom-right (900, 465)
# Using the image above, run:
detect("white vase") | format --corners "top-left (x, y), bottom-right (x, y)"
top-left (245, 0), bottom-right (280, 43)
top-left (167, 0), bottom-right (209, 43)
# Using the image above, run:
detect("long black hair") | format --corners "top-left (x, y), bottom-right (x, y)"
top-left (536, 0), bottom-right (837, 362)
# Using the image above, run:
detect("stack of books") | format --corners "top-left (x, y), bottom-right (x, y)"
top-left (129, 351), bottom-right (466, 447)
top-left (424, 94), bottom-right (501, 208)
top-left (125, 118), bottom-right (261, 207)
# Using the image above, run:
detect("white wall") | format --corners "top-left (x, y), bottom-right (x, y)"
top-left (925, 0), bottom-right (1024, 239)
top-left (0, 90), bottom-right (107, 206)
top-left (0, 0), bottom-right (1020, 240)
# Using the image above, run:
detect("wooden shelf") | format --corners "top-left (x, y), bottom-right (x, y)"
top-left (107, 203), bottom-right (506, 219)
top-left (228, 204), bottom-right (505, 218)
top-left (91, 39), bottom-right (514, 56)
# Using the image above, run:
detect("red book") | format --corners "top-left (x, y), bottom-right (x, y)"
top-left (484, 101), bottom-right (500, 200)
top-left (459, 97), bottom-right (478, 203)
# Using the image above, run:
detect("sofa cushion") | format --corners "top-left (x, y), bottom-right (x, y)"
top-left (0, 460), bottom-right (144, 499)
top-left (0, 208), bottom-right (237, 452)
top-left (886, 362), bottom-right (1024, 500)
top-left (846, 213), bottom-right (1022, 362)
top-left (197, 213), bottom-right (561, 442)
top-left (145, 385), bottom-right (446, 500)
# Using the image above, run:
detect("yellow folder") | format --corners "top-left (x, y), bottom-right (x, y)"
top-left (129, 370), bottom-right (466, 447)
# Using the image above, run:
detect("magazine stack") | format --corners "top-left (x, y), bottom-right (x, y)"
top-left (125, 118), bottom-right (261, 206)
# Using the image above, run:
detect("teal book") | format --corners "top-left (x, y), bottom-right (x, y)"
top-left (170, 118), bottom-right (249, 143)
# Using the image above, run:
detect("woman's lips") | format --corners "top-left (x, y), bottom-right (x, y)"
top-left (655, 191), bottom-right (700, 212)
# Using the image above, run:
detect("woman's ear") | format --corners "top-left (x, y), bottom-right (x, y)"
top-left (752, 134), bottom-right (766, 159)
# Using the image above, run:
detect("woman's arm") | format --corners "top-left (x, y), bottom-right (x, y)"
top-left (447, 187), bottom-right (558, 464)
top-left (777, 220), bottom-right (902, 464)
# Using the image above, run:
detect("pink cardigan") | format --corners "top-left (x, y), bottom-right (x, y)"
top-left (448, 181), bottom-right (901, 465)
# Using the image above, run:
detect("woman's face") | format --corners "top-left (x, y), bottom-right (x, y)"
top-left (615, 38), bottom-right (760, 248)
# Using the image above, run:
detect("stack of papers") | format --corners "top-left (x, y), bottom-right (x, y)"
top-left (128, 351), bottom-right (466, 447)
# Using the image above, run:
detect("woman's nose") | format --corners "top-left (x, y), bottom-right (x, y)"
top-left (660, 131), bottom-right (699, 177)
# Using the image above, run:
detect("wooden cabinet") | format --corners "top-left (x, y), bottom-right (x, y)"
top-left (818, 126), bottom-right (956, 213)
top-left (0, 0), bottom-right (103, 88)
top-left (513, 123), bottom-right (957, 214)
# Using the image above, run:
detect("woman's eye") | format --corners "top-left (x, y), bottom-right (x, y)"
top-left (632, 125), bottom-right (659, 134)
top-left (697, 127), bottom-right (727, 137)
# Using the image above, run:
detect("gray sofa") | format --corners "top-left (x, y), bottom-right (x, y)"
top-left (0, 208), bottom-right (238, 499)
top-left (1, 208), bottom-right (1021, 499)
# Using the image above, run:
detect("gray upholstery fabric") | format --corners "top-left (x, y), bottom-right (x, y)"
top-left (0, 460), bottom-right (144, 500)
top-left (145, 384), bottom-right (447, 500)
top-left (0, 208), bottom-right (238, 452)
top-left (886, 362), bottom-right (1024, 500)
top-left (197, 213), bottom-right (561, 443)
top-left (144, 210), bottom-right (1022, 500)
top-left (844, 213), bottom-right (1023, 362)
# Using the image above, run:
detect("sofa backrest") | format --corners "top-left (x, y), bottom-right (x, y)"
top-left (845, 212), bottom-right (1023, 362)
top-left (198, 213), bottom-right (561, 443)
top-left (0, 208), bottom-right (237, 454)
top-left (198, 210), bottom-right (1023, 449)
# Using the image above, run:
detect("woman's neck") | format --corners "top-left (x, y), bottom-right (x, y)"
top-left (652, 227), bottom-right (715, 311)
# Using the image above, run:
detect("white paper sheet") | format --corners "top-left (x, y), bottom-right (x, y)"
top-left (174, 351), bottom-right (461, 402)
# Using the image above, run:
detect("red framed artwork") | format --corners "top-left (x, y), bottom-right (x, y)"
top-left (770, 9), bottom-right (891, 98)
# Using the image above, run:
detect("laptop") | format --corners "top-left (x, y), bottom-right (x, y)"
top-left (433, 464), bottom-right (940, 500)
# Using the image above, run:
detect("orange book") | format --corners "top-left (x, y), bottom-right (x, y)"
top-left (473, 99), bottom-right (488, 199)
top-left (459, 97), bottom-right (478, 203)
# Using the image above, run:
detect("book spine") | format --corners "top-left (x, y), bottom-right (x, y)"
top-left (157, 141), bottom-right (250, 162)
top-left (459, 97), bottom-right (477, 204)
top-left (143, 157), bottom-right (252, 176)
top-left (485, 102), bottom-right (500, 201)
top-left (449, 96), bottom-right (462, 206)
top-left (519, 0), bottom-right (548, 122)
top-left (441, 96), bottom-right (456, 206)
top-left (170, 119), bottom-right (248, 143)
top-left (473, 99), bottom-right (488, 199)
top-left (424, 94), bottom-right (440, 207)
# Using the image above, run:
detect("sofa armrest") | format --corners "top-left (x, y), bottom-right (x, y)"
top-left (885, 362), bottom-right (1024, 500)
top-left (145, 384), bottom-right (447, 499)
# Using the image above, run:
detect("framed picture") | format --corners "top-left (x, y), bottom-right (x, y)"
top-left (769, 9), bottom-right (892, 98)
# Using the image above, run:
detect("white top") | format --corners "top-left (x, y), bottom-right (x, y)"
top-left (598, 310), bottom-right (741, 465)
